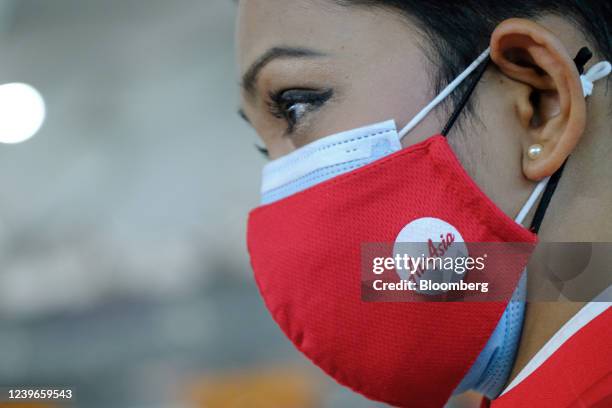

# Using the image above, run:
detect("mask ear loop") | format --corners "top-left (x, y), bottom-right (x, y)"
top-left (441, 56), bottom-right (491, 137)
top-left (436, 55), bottom-right (552, 227)
top-left (398, 46), bottom-right (609, 232)
top-left (528, 47), bottom-right (612, 233)
top-left (398, 48), bottom-right (491, 140)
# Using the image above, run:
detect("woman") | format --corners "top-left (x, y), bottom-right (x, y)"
top-left (236, 1), bottom-right (611, 407)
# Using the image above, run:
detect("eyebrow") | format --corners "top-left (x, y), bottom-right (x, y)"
top-left (241, 46), bottom-right (326, 97)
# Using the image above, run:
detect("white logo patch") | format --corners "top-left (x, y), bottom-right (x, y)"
top-left (393, 217), bottom-right (469, 295)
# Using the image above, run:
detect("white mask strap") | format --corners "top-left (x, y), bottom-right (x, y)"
top-left (399, 50), bottom-right (611, 141)
top-left (581, 61), bottom-right (612, 97)
top-left (514, 57), bottom-right (611, 226)
top-left (514, 177), bottom-right (551, 224)
top-left (515, 56), bottom-right (612, 224)
top-left (399, 48), bottom-right (491, 140)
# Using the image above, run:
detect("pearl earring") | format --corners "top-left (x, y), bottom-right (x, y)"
top-left (528, 144), bottom-right (543, 160)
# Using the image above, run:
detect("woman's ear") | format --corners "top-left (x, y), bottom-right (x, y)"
top-left (490, 18), bottom-right (587, 180)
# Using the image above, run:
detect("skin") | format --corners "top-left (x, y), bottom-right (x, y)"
top-left (236, 0), bottom-right (611, 397)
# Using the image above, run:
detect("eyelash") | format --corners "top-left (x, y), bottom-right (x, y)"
top-left (266, 88), bottom-right (333, 135)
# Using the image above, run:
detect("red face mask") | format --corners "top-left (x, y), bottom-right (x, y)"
top-left (246, 48), bottom-right (604, 406)
top-left (248, 133), bottom-right (537, 407)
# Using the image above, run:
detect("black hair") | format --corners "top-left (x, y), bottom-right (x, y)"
top-left (336, 0), bottom-right (611, 124)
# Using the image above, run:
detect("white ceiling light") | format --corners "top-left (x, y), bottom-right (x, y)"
top-left (0, 82), bottom-right (46, 144)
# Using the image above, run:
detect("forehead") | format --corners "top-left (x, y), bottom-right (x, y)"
top-left (236, 0), bottom-right (417, 72)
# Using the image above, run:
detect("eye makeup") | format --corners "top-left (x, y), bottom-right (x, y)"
top-left (267, 88), bottom-right (334, 134)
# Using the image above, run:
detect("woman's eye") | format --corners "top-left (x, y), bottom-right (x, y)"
top-left (267, 88), bottom-right (333, 134)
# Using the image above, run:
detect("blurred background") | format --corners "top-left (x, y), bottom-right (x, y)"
top-left (0, 1), bottom-right (482, 407)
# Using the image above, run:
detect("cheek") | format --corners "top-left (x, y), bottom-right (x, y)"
top-left (300, 68), bottom-right (439, 146)
top-left (257, 126), bottom-right (295, 160)
top-left (240, 104), bottom-right (294, 160)
top-left (267, 139), bottom-right (296, 160)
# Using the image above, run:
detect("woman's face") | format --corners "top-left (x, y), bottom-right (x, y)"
top-left (236, 0), bottom-right (441, 159)
top-left (235, 0), bottom-right (533, 217)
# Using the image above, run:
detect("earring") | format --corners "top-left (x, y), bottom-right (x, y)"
top-left (528, 144), bottom-right (543, 160)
